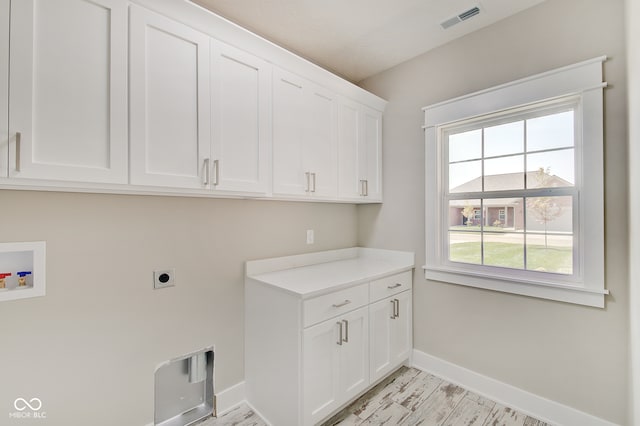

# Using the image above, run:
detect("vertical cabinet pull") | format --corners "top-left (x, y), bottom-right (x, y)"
top-left (390, 299), bottom-right (400, 319)
top-left (15, 132), bottom-right (21, 172)
top-left (342, 319), bottom-right (349, 343)
top-left (359, 179), bottom-right (369, 196)
top-left (311, 173), bottom-right (317, 193)
top-left (305, 172), bottom-right (311, 192)
top-left (203, 158), bottom-right (210, 185)
top-left (213, 160), bottom-right (220, 186)
top-left (336, 321), bottom-right (343, 345)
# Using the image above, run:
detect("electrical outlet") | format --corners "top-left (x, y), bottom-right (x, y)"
top-left (154, 269), bottom-right (175, 289)
top-left (306, 229), bottom-right (314, 244)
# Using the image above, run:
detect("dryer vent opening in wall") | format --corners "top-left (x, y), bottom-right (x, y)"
top-left (440, 6), bottom-right (481, 29)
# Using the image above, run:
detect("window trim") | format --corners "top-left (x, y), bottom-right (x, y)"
top-left (422, 57), bottom-right (608, 308)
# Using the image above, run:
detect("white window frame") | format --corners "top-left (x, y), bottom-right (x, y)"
top-left (423, 57), bottom-right (608, 308)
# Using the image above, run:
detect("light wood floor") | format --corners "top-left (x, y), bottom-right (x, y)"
top-left (199, 367), bottom-right (551, 426)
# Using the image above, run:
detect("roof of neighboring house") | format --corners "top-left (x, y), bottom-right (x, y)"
top-left (451, 171), bottom-right (572, 194)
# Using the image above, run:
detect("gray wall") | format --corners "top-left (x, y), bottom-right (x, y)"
top-left (358, 0), bottom-right (629, 423)
top-left (0, 190), bottom-right (357, 425)
top-left (626, 0), bottom-right (640, 423)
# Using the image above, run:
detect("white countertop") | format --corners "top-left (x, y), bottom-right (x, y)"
top-left (246, 247), bottom-right (415, 298)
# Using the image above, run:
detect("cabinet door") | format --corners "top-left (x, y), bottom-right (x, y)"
top-left (361, 107), bottom-right (383, 201)
top-left (369, 290), bottom-right (411, 382)
top-left (129, 5), bottom-right (211, 189)
top-left (390, 290), bottom-right (412, 366)
top-left (339, 306), bottom-right (370, 402)
top-left (211, 42), bottom-right (271, 194)
top-left (8, 0), bottom-right (127, 183)
top-left (369, 295), bottom-right (394, 382)
top-left (337, 99), bottom-right (361, 199)
top-left (0, 0), bottom-right (8, 178)
top-left (273, 68), bottom-right (306, 196)
top-left (305, 84), bottom-right (338, 199)
top-left (303, 317), bottom-right (341, 426)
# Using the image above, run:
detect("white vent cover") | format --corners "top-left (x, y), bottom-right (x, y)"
top-left (441, 6), bottom-right (481, 29)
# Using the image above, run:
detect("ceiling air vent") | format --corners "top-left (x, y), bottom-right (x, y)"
top-left (441, 6), bottom-right (481, 29)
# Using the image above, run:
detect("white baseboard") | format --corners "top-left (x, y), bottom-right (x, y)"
top-left (215, 381), bottom-right (246, 415)
top-left (411, 349), bottom-right (619, 426)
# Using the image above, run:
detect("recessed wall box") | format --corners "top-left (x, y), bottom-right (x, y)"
top-left (0, 242), bottom-right (46, 302)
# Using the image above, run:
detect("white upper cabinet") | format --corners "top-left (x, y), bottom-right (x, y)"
top-left (211, 41), bottom-right (271, 195)
top-left (338, 99), bottom-right (383, 202)
top-left (8, 0), bottom-right (128, 183)
top-left (273, 67), bottom-right (338, 199)
top-left (129, 5), bottom-right (211, 189)
top-left (0, 0), bottom-right (8, 178)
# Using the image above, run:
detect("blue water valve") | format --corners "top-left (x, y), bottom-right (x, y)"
top-left (16, 271), bottom-right (32, 287)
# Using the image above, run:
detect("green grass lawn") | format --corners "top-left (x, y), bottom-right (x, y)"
top-left (450, 241), bottom-right (572, 274)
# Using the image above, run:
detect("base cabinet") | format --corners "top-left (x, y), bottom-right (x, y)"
top-left (303, 306), bottom-right (369, 425)
top-left (370, 289), bottom-right (412, 383)
top-left (245, 250), bottom-right (414, 426)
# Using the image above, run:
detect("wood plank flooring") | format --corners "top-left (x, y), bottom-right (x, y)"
top-left (199, 367), bottom-right (551, 426)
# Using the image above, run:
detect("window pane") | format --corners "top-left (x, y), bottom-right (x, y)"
top-left (526, 234), bottom-right (573, 274)
top-left (449, 199), bottom-right (481, 228)
top-left (525, 196), bottom-right (573, 272)
top-left (484, 198), bottom-right (524, 230)
top-left (484, 121), bottom-right (524, 157)
top-left (483, 232), bottom-right (524, 269)
top-left (449, 129), bottom-right (482, 162)
top-left (449, 160), bottom-right (481, 193)
top-left (526, 196), bottom-right (573, 233)
top-left (449, 231), bottom-right (481, 265)
top-left (527, 110), bottom-right (574, 152)
top-left (484, 155), bottom-right (524, 191)
top-left (526, 149), bottom-right (574, 187)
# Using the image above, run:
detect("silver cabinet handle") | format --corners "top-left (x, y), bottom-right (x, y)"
top-left (364, 179), bottom-right (369, 196)
top-left (332, 299), bottom-right (351, 308)
top-left (15, 132), bottom-right (21, 172)
top-left (336, 322), bottom-right (343, 345)
top-left (342, 319), bottom-right (349, 343)
top-left (359, 179), bottom-right (365, 196)
top-left (390, 299), bottom-right (396, 319)
top-left (311, 173), bottom-right (316, 193)
top-left (213, 160), bottom-right (220, 186)
top-left (203, 158), bottom-right (210, 185)
top-left (305, 172), bottom-right (311, 192)
top-left (387, 283), bottom-right (402, 290)
top-left (394, 299), bottom-right (400, 318)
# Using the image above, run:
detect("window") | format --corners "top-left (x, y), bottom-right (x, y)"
top-left (423, 57), bottom-right (607, 307)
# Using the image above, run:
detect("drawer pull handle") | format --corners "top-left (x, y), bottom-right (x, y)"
top-left (342, 319), bottom-right (349, 343)
top-left (332, 299), bottom-right (351, 308)
top-left (336, 322), bottom-right (343, 345)
top-left (387, 283), bottom-right (402, 289)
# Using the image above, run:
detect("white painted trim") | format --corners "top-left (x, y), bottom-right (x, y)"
top-left (214, 381), bottom-right (246, 416)
top-left (411, 349), bottom-right (619, 426)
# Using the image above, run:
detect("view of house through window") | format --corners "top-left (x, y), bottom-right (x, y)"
top-left (445, 107), bottom-right (576, 275)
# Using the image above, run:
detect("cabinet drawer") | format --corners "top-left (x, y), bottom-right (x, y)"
top-left (370, 271), bottom-right (412, 302)
top-left (304, 283), bottom-right (368, 327)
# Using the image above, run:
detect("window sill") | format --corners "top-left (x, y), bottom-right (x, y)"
top-left (422, 265), bottom-right (608, 308)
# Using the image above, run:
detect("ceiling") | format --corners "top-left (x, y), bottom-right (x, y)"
top-left (191, 0), bottom-right (546, 82)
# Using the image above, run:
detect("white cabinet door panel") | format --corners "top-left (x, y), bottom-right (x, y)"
top-left (339, 307), bottom-right (370, 401)
top-left (130, 5), bottom-right (211, 188)
top-left (303, 318), bottom-right (340, 426)
top-left (390, 290), bottom-right (412, 366)
top-left (305, 85), bottom-right (338, 198)
top-left (8, 0), bottom-right (127, 183)
top-left (337, 100), bottom-right (361, 199)
top-left (211, 42), bottom-right (270, 194)
top-left (362, 108), bottom-right (383, 201)
top-left (370, 290), bottom-right (411, 383)
top-left (273, 68), bottom-right (306, 195)
top-left (0, 0), bottom-right (8, 178)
